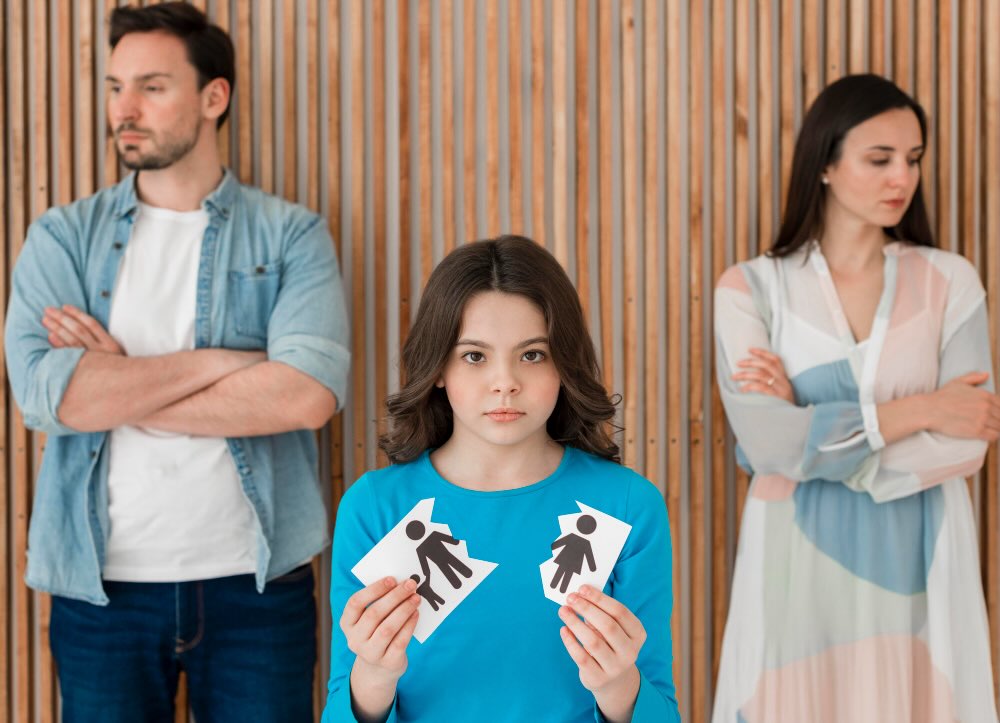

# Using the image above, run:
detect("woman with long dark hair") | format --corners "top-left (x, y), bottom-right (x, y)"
top-left (712, 74), bottom-right (1000, 722)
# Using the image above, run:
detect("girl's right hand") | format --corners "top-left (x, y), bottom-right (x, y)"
top-left (926, 371), bottom-right (1000, 441)
top-left (342, 576), bottom-right (421, 688)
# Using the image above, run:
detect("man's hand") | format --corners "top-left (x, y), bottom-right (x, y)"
top-left (43, 305), bottom-right (124, 355)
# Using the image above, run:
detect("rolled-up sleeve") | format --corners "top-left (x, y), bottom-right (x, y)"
top-left (4, 216), bottom-right (89, 436)
top-left (266, 212), bottom-right (350, 409)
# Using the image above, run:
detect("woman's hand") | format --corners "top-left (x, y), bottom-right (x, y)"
top-left (342, 577), bottom-right (421, 723)
top-left (42, 305), bottom-right (124, 355)
top-left (731, 347), bottom-right (795, 403)
top-left (559, 585), bottom-right (646, 723)
top-left (926, 371), bottom-right (1000, 441)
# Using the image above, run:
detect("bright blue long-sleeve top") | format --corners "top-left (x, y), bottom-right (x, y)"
top-left (322, 445), bottom-right (680, 722)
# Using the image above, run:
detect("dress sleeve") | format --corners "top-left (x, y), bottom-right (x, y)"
top-left (321, 478), bottom-right (400, 723)
top-left (714, 264), bottom-right (879, 482)
top-left (843, 262), bottom-right (992, 502)
top-left (597, 478), bottom-right (681, 723)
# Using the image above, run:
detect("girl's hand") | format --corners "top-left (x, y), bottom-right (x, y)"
top-left (559, 585), bottom-right (645, 723)
top-left (342, 577), bottom-right (420, 721)
top-left (42, 305), bottom-right (124, 355)
top-left (926, 372), bottom-right (1000, 441)
top-left (732, 347), bottom-right (794, 403)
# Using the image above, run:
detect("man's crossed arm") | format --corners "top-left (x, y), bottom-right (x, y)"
top-left (45, 305), bottom-right (336, 437)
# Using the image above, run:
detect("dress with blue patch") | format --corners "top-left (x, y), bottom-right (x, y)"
top-left (711, 241), bottom-right (996, 723)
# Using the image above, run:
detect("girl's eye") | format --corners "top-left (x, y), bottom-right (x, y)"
top-left (522, 350), bottom-right (546, 363)
top-left (461, 351), bottom-right (485, 364)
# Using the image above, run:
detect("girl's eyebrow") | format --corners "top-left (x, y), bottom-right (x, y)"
top-left (455, 336), bottom-right (549, 349)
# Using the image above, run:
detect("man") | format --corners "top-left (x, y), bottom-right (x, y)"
top-left (4, 4), bottom-right (349, 721)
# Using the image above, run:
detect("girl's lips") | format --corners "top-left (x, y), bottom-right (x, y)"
top-left (485, 411), bottom-right (525, 422)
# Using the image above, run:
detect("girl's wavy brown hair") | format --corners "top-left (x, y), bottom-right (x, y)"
top-left (380, 235), bottom-right (620, 464)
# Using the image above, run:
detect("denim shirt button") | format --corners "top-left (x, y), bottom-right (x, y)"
top-left (90, 451), bottom-right (97, 459)
top-left (100, 290), bottom-right (110, 298)
top-left (255, 266), bottom-right (265, 274)
top-left (113, 242), bottom-right (123, 250)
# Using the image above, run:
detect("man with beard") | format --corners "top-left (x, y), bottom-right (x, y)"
top-left (3, 4), bottom-right (349, 721)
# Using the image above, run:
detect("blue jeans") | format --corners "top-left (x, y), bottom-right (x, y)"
top-left (50, 565), bottom-right (316, 723)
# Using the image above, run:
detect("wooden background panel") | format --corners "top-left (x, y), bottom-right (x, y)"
top-left (3, 2), bottom-right (1000, 721)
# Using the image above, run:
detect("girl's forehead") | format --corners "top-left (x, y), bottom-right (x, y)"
top-left (458, 291), bottom-right (547, 338)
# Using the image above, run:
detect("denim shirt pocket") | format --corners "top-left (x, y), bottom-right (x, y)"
top-left (228, 261), bottom-right (282, 341)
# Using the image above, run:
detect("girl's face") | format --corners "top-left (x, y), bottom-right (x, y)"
top-left (436, 291), bottom-right (562, 454)
top-left (822, 107), bottom-right (924, 232)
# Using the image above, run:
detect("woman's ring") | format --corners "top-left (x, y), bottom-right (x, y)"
top-left (767, 377), bottom-right (775, 387)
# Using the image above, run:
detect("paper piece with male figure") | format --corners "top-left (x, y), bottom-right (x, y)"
top-left (352, 498), bottom-right (498, 643)
top-left (539, 501), bottom-right (632, 605)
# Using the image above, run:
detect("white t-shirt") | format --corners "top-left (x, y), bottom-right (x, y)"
top-left (102, 202), bottom-right (258, 582)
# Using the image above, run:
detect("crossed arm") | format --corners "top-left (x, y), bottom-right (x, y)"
top-left (45, 304), bottom-right (336, 436)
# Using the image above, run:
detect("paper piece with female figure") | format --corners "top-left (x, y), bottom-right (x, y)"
top-left (352, 498), bottom-right (498, 642)
top-left (539, 502), bottom-right (632, 605)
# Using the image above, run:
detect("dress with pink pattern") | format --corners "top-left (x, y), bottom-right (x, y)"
top-left (712, 241), bottom-right (997, 723)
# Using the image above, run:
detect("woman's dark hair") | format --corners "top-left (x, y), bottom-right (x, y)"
top-left (109, 2), bottom-right (235, 128)
top-left (380, 235), bottom-right (620, 464)
top-left (770, 73), bottom-right (933, 257)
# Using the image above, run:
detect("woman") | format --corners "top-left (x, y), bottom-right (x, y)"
top-left (712, 74), bottom-right (1000, 722)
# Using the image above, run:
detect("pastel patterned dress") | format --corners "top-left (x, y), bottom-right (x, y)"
top-left (712, 241), bottom-right (997, 723)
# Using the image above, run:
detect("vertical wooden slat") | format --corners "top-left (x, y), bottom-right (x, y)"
top-left (372, 1), bottom-right (387, 465)
top-left (440, 0), bottom-right (456, 252)
top-left (758, 2), bottom-right (774, 260)
top-left (620, 0), bottom-right (638, 471)
top-left (574, 2), bottom-right (590, 320)
top-left (826, 0), bottom-right (844, 81)
top-left (0, 0), bottom-right (9, 711)
top-left (551, 0), bottom-right (568, 267)
top-left (258, 0), bottom-right (274, 193)
top-left (984, 0), bottom-right (1000, 698)
top-left (328, 0), bottom-right (345, 501)
top-left (802, 0), bottom-right (821, 107)
top-left (282, 0), bottom-right (296, 200)
top-left (236, 0), bottom-right (252, 183)
top-left (643, 0), bottom-right (659, 483)
top-left (103, 0), bottom-right (119, 186)
top-left (463, 3), bottom-right (476, 244)
top-left (348, 0), bottom-right (365, 479)
top-left (893, 0), bottom-right (913, 93)
top-left (914, 0), bottom-right (935, 226)
top-left (306, 0), bottom-right (319, 212)
top-left (937, 1), bottom-right (953, 248)
top-left (597, 0), bottom-right (613, 391)
top-left (508, 0), bottom-right (523, 235)
top-left (689, 0), bottom-right (708, 715)
top-left (418, 0), bottom-right (432, 272)
top-left (710, 0), bottom-right (729, 685)
top-left (959, 0), bottom-right (978, 265)
top-left (485, 1), bottom-right (500, 235)
top-left (394, 0), bottom-right (411, 329)
top-left (77, 0), bottom-right (95, 197)
top-left (848, 0), bottom-right (866, 73)
top-left (214, 2), bottom-right (231, 168)
top-left (664, 0), bottom-right (684, 701)
top-left (779, 0), bottom-right (795, 208)
top-left (530, 0), bottom-right (545, 246)
top-left (870, 0), bottom-right (886, 75)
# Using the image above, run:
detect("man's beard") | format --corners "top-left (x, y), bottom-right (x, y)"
top-left (116, 121), bottom-right (201, 171)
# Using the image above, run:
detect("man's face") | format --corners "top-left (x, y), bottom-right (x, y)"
top-left (105, 31), bottom-right (205, 171)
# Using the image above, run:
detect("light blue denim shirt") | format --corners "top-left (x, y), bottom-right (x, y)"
top-left (4, 170), bottom-right (350, 604)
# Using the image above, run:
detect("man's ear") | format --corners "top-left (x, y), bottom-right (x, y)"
top-left (202, 77), bottom-right (230, 124)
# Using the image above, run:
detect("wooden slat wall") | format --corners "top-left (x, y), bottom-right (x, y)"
top-left (2, 2), bottom-right (999, 721)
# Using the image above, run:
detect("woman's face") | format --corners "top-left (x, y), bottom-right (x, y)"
top-left (823, 107), bottom-right (924, 232)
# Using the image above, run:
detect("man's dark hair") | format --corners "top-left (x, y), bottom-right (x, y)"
top-left (109, 2), bottom-right (235, 128)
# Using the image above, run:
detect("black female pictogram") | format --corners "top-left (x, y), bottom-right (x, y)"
top-left (406, 520), bottom-right (473, 590)
top-left (548, 514), bottom-right (597, 593)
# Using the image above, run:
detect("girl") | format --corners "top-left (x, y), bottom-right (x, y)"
top-left (322, 236), bottom-right (680, 722)
top-left (712, 74), bottom-right (1000, 722)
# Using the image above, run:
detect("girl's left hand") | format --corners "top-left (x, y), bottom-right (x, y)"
top-left (559, 585), bottom-right (645, 722)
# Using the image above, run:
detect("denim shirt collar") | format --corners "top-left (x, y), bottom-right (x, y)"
top-left (111, 168), bottom-right (238, 220)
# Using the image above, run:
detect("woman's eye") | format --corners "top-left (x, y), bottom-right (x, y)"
top-left (462, 351), bottom-right (485, 364)
top-left (870, 158), bottom-right (890, 166)
top-left (522, 350), bottom-right (546, 363)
